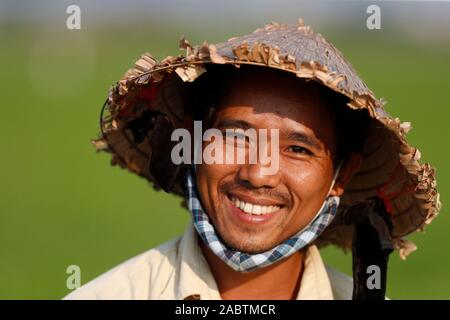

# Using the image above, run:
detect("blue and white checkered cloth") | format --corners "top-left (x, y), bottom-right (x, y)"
top-left (184, 166), bottom-right (340, 272)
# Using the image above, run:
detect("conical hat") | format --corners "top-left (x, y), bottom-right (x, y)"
top-left (92, 20), bottom-right (441, 259)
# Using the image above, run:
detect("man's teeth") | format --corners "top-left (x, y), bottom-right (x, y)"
top-left (231, 197), bottom-right (281, 215)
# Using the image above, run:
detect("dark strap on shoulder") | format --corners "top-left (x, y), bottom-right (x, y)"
top-left (338, 197), bottom-right (394, 300)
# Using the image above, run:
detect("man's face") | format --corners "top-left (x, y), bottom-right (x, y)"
top-left (196, 69), bottom-right (339, 253)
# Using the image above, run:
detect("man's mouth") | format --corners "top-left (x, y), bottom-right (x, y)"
top-left (228, 195), bottom-right (282, 216)
top-left (224, 192), bottom-right (287, 225)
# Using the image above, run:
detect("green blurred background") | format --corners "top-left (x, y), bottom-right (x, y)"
top-left (0, 0), bottom-right (449, 299)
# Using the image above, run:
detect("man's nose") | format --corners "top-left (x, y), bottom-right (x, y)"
top-left (237, 163), bottom-right (281, 188)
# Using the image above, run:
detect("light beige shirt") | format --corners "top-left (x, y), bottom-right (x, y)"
top-left (64, 222), bottom-right (354, 300)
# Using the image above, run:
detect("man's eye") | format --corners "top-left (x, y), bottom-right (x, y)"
top-left (288, 145), bottom-right (311, 155)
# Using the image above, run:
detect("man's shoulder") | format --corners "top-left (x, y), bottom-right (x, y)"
top-left (325, 265), bottom-right (390, 300)
top-left (325, 265), bottom-right (354, 300)
top-left (63, 236), bottom-right (181, 300)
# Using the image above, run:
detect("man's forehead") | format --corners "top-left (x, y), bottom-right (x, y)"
top-left (211, 92), bottom-right (335, 139)
top-left (214, 67), bottom-right (337, 122)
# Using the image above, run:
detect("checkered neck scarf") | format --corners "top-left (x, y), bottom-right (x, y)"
top-left (184, 166), bottom-right (341, 272)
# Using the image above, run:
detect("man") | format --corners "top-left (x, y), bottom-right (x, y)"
top-left (65, 20), bottom-right (440, 300)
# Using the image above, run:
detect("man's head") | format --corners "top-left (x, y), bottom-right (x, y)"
top-left (189, 66), bottom-right (364, 253)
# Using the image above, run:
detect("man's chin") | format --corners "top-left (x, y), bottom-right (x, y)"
top-left (212, 217), bottom-right (283, 253)
top-left (220, 233), bottom-right (279, 254)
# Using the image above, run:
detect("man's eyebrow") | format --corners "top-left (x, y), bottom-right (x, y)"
top-left (214, 119), bottom-right (253, 130)
top-left (214, 120), bottom-right (322, 149)
top-left (286, 130), bottom-right (322, 150)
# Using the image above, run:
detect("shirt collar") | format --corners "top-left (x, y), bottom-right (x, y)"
top-left (166, 222), bottom-right (334, 300)
top-left (296, 244), bottom-right (334, 300)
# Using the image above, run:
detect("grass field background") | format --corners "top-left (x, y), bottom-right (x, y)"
top-left (0, 2), bottom-right (449, 299)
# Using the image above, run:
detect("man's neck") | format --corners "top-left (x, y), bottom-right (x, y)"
top-left (199, 239), bottom-right (305, 300)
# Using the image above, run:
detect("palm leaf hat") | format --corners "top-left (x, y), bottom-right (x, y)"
top-left (92, 19), bottom-right (441, 298)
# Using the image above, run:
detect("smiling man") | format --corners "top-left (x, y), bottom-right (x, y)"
top-left (64, 20), bottom-right (440, 300)
top-left (191, 67), bottom-right (362, 300)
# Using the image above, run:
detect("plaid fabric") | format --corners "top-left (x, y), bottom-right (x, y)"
top-left (184, 166), bottom-right (340, 272)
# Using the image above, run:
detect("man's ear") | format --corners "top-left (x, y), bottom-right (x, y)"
top-left (329, 152), bottom-right (363, 197)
